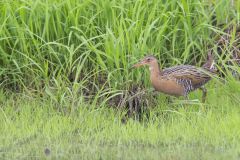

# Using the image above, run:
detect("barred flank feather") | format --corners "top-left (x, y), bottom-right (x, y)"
top-left (162, 65), bottom-right (211, 95)
top-left (159, 53), bottom-right (216, 95)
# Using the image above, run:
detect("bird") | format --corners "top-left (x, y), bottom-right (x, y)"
top-left (132, 53), bottom-right (216, 102)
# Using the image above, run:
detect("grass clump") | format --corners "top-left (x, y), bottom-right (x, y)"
top-left (0, 0), bottom-right (240, 159)
top-left (0, 0), bottom-right (239, 94)
top-left (0, 78), bottom-right (240, 159)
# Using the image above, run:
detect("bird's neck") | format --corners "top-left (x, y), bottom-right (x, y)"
top-left (149, 62), bottom-right (162, 77)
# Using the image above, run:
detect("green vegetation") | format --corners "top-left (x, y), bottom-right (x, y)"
top-left (0, 0), bottom-right (240, 159)
top-left (1, 83), bottom-right (240, 159)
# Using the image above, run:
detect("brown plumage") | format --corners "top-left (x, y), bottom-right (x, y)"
top-left (132, 53), bottom-right (216, 102)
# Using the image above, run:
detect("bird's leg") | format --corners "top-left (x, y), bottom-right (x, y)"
top-left (166, 96), bottom-right (173, 103)
top-left (199, 86), bottom-right (207, 103)
top-left (184, 94), bottom-right (189, 101)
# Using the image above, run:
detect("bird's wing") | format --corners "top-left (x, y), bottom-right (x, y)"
top-left (162, 65), bottom-right (211, 87)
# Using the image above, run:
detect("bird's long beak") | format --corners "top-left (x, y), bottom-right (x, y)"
top-left (132, 60), bottom-right (146, 68)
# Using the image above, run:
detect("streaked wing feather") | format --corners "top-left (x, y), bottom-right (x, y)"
top-left (162, 65), bottom-right (211, 86)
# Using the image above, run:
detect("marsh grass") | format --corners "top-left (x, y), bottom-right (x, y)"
top-left (0, 79), bottom-right (240, 159)
top-left (0, 0), bottom-right (240, 159)
top-left (0, 0), bottom-right (239, 92)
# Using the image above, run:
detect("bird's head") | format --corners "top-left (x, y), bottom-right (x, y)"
top-left (132, 55), bottom-right (158, 68)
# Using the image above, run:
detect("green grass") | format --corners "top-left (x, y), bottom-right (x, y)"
top-left (0, 78), bottom-right (240, 159)
top-left (0, 0), bottom-right (239, 92)
top-left (0, 0), bottom-right (240, 159)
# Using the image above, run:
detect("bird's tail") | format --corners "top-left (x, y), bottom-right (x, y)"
top-left (202, 51), bottom-right (217, 73)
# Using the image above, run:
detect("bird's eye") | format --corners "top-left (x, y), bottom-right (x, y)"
top-left (146, 58), bottom-right (151, 62)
